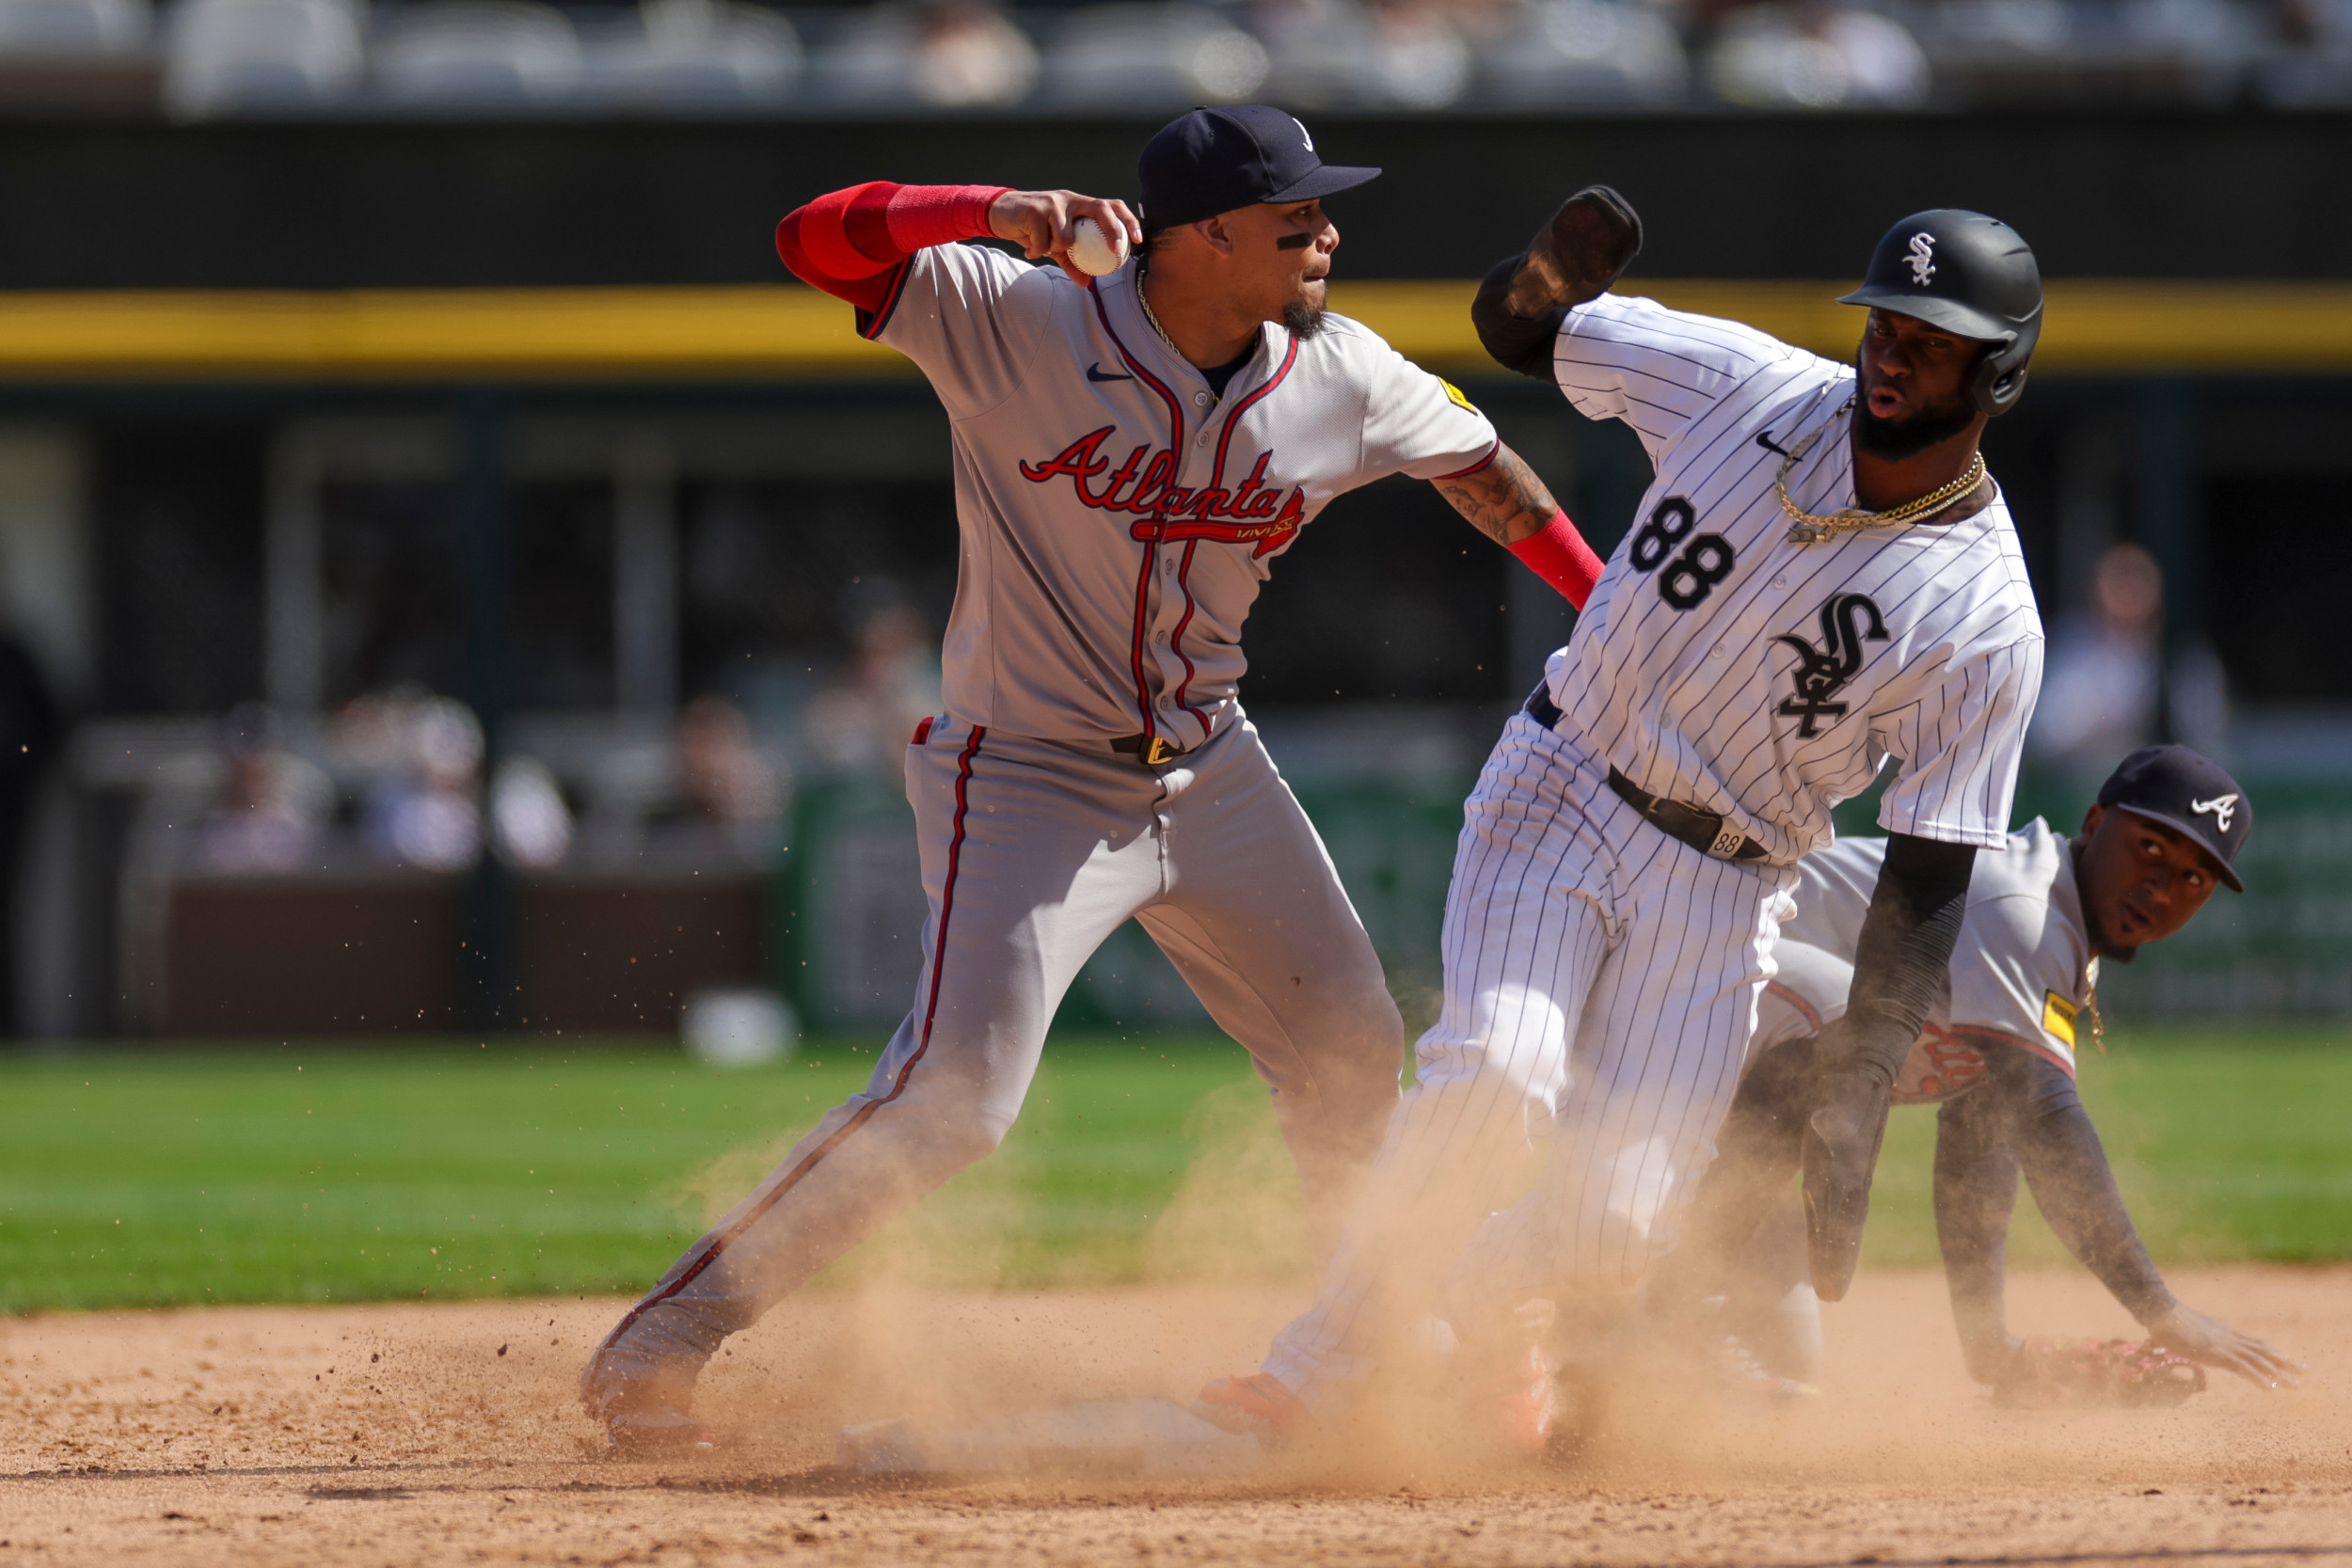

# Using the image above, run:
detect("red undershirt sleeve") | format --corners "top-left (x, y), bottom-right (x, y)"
top-left (774, 182), bottom-right (1009, 314)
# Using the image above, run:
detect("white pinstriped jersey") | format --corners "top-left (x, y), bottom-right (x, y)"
top-left (868, 243), bottom-right (1499, 747)
top-left (1537, 293), bottom-right (2045, 861)
top-left (1769, 823), bottom-right (2095, 1103)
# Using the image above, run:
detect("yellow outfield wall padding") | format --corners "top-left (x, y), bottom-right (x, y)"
top-left (1339, 279), bottom-right (2352, 374)
top-left (0, 279), bottom-right (2345, 378)
top-left (0, 286), bottom-right (898, 378)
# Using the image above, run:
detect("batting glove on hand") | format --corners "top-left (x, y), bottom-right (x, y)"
top-left (1799, 1062), bottom-right (1891, 1303)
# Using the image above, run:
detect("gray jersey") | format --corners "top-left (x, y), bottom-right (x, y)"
top-left (1763, 821), bottom-right (2096, 1101)
top-left (1537, 293), bottom-right (2044, 861)
top-left (870, 243), bottom-right (1499, 747)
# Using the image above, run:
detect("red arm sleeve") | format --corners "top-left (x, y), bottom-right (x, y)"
top-left (1507, 510), bottom-right (1605, 610)
top-left (774, 182), bottom-right (1009, 314)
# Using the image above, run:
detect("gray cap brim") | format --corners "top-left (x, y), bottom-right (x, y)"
top-left (1837, 285), bottom-right (2019, 345)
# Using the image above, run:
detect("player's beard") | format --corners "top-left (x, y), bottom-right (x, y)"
top-left (1281, 299), bottom-right (1327, 339)
top-left (1852, 388), bottom-right (1977, 459)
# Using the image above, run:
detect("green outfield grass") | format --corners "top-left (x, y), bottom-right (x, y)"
top-left (0, 1025), bottom-right (2344, 1314)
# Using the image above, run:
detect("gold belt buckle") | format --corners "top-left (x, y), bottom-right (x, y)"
top-left (1143, 736), bottom-right (1180, 766)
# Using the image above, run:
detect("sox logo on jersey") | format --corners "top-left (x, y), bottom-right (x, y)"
top-left (1775, 593), bottom-right (1890, 736)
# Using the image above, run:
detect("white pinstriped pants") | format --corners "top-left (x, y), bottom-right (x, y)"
top-left (1263, 711), bottom-right (1796, 1413)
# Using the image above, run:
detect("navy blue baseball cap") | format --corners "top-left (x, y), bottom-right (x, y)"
top-left (2097, 744), bottom-right (2250, 893)
top-left (1137, 105), bottom-right (1380, 230)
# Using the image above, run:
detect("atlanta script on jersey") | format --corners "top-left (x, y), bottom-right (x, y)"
top-left (1538, 293), bottom-right (2045, 860)
top-left (870, 243), bottom-right (1499, 747)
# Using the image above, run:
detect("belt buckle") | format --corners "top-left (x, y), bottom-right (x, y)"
top-left (1143, 736), bottom-right (1180, 766)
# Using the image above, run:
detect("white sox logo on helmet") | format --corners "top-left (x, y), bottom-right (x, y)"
top-left (1907, 232), bottom-right (1937, 286)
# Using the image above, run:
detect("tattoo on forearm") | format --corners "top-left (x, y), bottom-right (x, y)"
top-left (1435, 444), bottom-right (1560, 546)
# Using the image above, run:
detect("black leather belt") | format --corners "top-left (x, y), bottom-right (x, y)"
top-left (1519, 683), bottom-right (1769, 863)
top-left (1113, 734), bottom-right (1186, 766)
top-left (1523, 683), bottom-right (1565, 730)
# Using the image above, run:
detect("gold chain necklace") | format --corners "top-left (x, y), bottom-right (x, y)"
top-left (1777, 397), bottom-right (1988, 544)
top-left (1134, 261), bottom-right (1183, 360)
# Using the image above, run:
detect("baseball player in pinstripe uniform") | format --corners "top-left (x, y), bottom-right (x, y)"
top-left (1202, 192), bottom-right (2048, 1444)
top-left (579, 106), bottom-right (1606, 1449)
top-left (1688, 744), bottom-right (2298, 1401)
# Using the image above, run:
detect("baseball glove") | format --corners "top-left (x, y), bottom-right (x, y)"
top-left (1991, 1337), bottom-right (2209, 1410)
top-left (1503, 185), bottom-right (1644, 318)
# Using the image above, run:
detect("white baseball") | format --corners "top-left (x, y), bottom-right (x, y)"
top-left (1067, 215), bottom-right (1129, 277)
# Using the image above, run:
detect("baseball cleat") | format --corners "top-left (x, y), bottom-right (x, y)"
top-left (1194, 1372), bottom-right (1310, 1444)
top-left (1708, 1333), bottom-right (1821, 1402)
top-left (580, 1353), bottom-right (714, 1451)
top-left (1485, 1343), bottom-right (1563, 1454)
top-left (604, 1406), bottom-right (717, 1451)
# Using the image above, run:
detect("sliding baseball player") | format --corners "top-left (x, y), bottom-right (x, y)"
top-left (1690, 744), bottom-right (2299, 1403)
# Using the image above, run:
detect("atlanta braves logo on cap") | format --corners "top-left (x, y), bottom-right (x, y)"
top-left (2097, 745), bottom-right (2251, 893)
top-left (2191, 793), bottom-right (2239, 834)
top-left (1906, 233), bottom-right (1936, 286)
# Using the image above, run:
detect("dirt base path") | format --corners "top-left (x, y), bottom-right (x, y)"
top-left (3, 1266), bottom-right (2346, 1566)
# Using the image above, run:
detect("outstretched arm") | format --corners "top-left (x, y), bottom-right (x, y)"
top-left (1983, 1043), bottom-right (2302, 1389)
top-left (1433, 442), bottom-right (1603, 609)
top-left (1933, 1086), bottom-right (2025, 1383)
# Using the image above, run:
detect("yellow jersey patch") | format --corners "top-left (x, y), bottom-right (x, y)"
top-left (2042, 990), bottom-right (2078, 1049)
top-left (1440, 378), bottom-right (1480, 416)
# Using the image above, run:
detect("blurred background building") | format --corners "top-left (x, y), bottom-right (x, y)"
top-left (0, 15), bottom-right (2345, 1037)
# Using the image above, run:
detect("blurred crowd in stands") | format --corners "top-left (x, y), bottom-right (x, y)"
top-left (0, 0), bottom-right (2346, 117)
top-left (188, 687), bottom-right (790, 875)
top-left (173, 581), bottom-right (944, 879)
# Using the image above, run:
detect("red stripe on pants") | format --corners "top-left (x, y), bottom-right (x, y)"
top-left (596, 725), bottom-right (988, 1352)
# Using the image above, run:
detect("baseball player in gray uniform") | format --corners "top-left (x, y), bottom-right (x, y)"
top-left (1687, 744), bottom-right (2299, 1402)
top-left (1203, 190), bottom-right (2046, 1444)
top-left (580, 106), bottom-right (1605, 1448)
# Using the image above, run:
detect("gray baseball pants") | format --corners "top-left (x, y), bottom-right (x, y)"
top-left (592, 712), bottom-right (1404, 1386)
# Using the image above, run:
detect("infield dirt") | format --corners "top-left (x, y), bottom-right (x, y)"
top-left (3, 1265), bottom-right (2345, 1566)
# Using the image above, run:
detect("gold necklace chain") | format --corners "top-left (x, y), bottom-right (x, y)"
top-left (1777, 397), bottom-right (1989, 545)
top-left (1134, 260), bottom-right (1183, 360)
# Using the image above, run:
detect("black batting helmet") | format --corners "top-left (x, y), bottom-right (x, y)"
top-left (1840, 210), bottom-right (2042, 418)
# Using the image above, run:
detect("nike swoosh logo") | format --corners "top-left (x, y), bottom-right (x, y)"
top-left (1087, 364), bottom-right (1133, 383)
